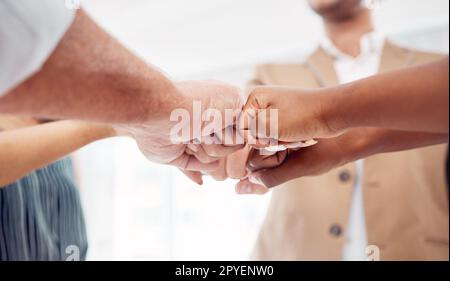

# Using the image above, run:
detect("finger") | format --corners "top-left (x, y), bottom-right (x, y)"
top-left (239, 109), bottom-right (277, 146)
top-left (207, 158), bottom-right (228, 181)
top-left (193, 144), bottom-right (219, 164)
top-left (214, 125), bottom-right (246, 147)
top-left (242, 85), bottom-right (257, 101)
top-left (226, 145), bottom-right (251, 179)
top-left (248, 150), bottom-right (305, 188)
top-left (239, 87), bottom-right (260, 138)
top-left (284, 139), bottom-right (318, 148)
top-left (238, 109), bottom-right (266, 145)
top-left (187, 143), bottom-right (199, 153)
top-left (235, 178), bottom-right (269, 195)
top-left (247, 138), bottom-right (278, 149)
top-left (238, 106), bottom-right (256, 132)
top-left (200, 133), bottom-right (243, 158)
top-left (180, 169), bottom-right (203, 185)
top-left (185, 147), bottom-right (196, 156)
top-left (247, 149), bottom-right (288, 172)
top-left (238, 128), bottom-right (272, 150)
top-left (170, 153), bottom-right (219, 171)
top-left (252, 139), bottom-right (318, 154)
top-left (202, 143), bottom-right (245, 158)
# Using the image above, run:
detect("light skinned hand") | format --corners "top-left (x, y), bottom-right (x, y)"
top-left (127, 80), bottom-right (245, 184)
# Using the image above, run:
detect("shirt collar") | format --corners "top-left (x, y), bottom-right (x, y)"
top-left (320, 31), bottom-right (385, 60)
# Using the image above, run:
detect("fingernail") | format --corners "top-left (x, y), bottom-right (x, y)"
top-left (249, 175), bottom-right (265, 187)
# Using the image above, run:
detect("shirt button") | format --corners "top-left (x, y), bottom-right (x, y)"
top-left (339, 170), bottom-right (351, 182)
top-left (329, 224), bottom-right (342, 237)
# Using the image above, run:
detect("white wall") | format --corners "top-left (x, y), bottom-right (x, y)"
top-left (82, 0), bottom-right (449, 78)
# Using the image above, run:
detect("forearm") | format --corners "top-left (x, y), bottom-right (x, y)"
top-left (339, 128), bottom-right (448, 164)
top-left (0, 10), bottom-right (183, 125)
top-left (327, 58), bottom-right (449, 134)
top-left (0, 120), bottom-right (118, 186)
top-left (246, 128), bottom-right (447, 189)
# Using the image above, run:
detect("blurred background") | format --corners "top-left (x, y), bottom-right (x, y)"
top-left (73, 0), bottom-right (449, 260)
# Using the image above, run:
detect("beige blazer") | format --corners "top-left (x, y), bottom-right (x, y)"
top-left (250, 41), bottom-right (449, 261)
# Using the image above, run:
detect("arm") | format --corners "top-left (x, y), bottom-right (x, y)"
top-left (0, 9), bottom-right (183, 125)
top-left (242, 58), bottom-right (449, 143)
top-left (327, 58), bottom-right (449, 134)
top-left (0, 121), bottom-right (119, 186)
top-left (238, 128), bottom-right (448, 191)
top-left (0, 9), bottom-right (244, 175)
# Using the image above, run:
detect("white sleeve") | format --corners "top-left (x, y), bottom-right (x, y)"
top-left (0, 0), bottom-right (75, 96)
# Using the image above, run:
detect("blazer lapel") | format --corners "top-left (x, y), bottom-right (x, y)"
top-left (305, 41), bottom-right (414, 88)
top-left (305, 47), bottom-right (340, 87)
top-left (378, 40), bottom-right (414, 73)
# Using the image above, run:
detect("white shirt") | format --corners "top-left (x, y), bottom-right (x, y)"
top-left (0, 0), bottom-right (75, 95)
top-left (320, 31), bottom-right (385, 261)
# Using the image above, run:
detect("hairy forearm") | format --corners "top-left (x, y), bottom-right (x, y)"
top-left (0, 10), bottom-right (183, 125)
top-left (327, 58), bottom-right (449, 134)
top-left (0, 120), bottom-right (117, 186)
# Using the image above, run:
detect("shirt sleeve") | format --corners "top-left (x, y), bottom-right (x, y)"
top-left (0, 0), bottom-right (75, 96)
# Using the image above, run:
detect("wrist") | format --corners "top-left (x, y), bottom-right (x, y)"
top-left (141, 82), bottom-right (186, 127)
top-left (336, 128), bottom-right (375, 164)
top-left (171, 84), bottom-right (192, 114)
top-left (320, 83), bottom-right (356, 137)
top-left (111, 126), bottom-right (133, 137)
top-left (75, 121), bottom-right (118, 140)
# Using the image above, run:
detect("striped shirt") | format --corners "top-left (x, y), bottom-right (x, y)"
top-left (0, 157), bottom-right (88, 261)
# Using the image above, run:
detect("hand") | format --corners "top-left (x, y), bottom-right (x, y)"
top-left (240, 86), bottom-right (339, 145)
top-left (234, 147), bottom-right (286, 195)
top-left (126, 80), bottom-right (245, 183)
top-left (240, 127), bottom-right (365, 192)
top-left (205, 145), bottom-right (273, 195)
top-left (239, 127), bottom-right (450, 191)
top-left (206, 144), bottom-right (251, 181)
top-left (204, 85), bottom-right (339, 191)
top-left (241, 139), bottom-right (346, 189)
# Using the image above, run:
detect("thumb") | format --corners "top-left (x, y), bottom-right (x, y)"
top-left (180, 169), bottom-right (203, 185)
top-left (239, 88), bottom-right (276, 145)
top-left (249, 150), bottom-right (304, 188)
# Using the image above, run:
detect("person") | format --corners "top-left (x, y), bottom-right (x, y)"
top-left (0, 1), bottom-right (244, 179)
top-left (0, 1), bottom-right (242, 260)
top-left (0, 116), bottom-right (123, 260)
top-left (224, 0), bottom-right (448, 260)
